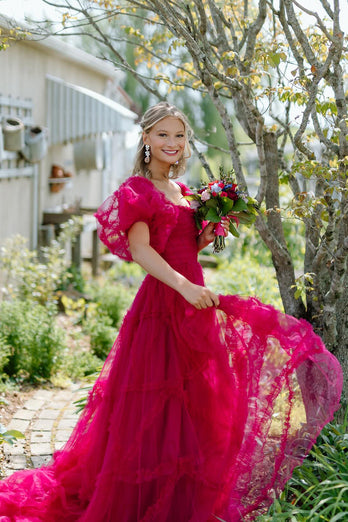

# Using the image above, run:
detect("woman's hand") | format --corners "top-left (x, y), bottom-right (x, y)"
top-left (197, 218), bottom-right (230, 251)
top-left (180, 281), bottom-right (220, 309)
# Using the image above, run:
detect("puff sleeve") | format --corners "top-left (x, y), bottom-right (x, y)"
top-left (94, 177), bottom-right (154, 262)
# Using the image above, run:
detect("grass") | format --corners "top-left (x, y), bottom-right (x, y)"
top-left (257, 409), bottom-right (348, 521)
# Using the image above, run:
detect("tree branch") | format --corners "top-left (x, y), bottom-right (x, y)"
top-left (244, 0), bottom-right (267, 64)
top-left (291, 0), bottom-right (334, 41)
top-left (283, 0), bottom-right (318, 67)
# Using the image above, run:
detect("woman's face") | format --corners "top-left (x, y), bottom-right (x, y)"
top-left (143, 116), bottom-right (186, 167)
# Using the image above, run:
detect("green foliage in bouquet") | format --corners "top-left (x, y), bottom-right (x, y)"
top-left (185, 167), bottom-right (258, 252)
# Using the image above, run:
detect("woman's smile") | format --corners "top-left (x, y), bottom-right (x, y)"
top-left (162, 149), bottom-right (179, 155)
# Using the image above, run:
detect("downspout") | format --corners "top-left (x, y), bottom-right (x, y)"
top-left (31, 163), bottom-right (39, 249)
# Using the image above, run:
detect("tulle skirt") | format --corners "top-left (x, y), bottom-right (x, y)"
top-left (0, 275), bottom-right (342, 521)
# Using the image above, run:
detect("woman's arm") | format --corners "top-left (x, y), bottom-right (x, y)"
top-left (128, 221), bottom-right (219, 309)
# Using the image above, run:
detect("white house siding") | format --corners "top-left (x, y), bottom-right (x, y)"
top-left (0, 34), bottom-right (137, 248)
top-left (0, 176), bottom-right (32, 238)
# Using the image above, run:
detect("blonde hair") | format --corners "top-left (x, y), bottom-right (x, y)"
top-left (132, 102), bottom-right (193, 179)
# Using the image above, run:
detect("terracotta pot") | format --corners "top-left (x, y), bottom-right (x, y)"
top-left (51, 164), bottom-right (64, 178)
top-left (50, 183), bottom-right (63, 193)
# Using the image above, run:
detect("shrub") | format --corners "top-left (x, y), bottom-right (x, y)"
top-left (0, 335), bottom-right (11, 377)
top-left (0, 218), bottom-right (82, 308)
top-left (0, 301), bottom-right (66, 381)
top-left (57, 264), bottom-right (86, 294)
top-left (63, 351), bottom-right (103, 381)
top-left (107, 261), bottom-right (145, 288)
top-left (84, 313), bottom-right (117, 360)
top-left (208, 252), bottom-right (283, 310)
top-left (87, 282), bottom-right (133, 328)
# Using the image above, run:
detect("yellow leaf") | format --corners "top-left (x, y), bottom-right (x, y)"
top-left (192, 80), bottom-right (202, 89)
top-left (214, 81), bottom-right (223, 89)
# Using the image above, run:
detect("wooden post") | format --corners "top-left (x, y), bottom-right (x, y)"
top-left (92, 229), bottom-right (100, 276)
top-left (71, 234), bottom-right (82, 269)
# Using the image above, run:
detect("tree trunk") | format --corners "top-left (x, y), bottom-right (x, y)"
top-left (261, 133), bottom-right (304, 318)
top-left (334, 269), bottom-right (348, 416)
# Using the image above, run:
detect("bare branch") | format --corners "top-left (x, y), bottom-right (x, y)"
top-left (193, 0), bottom-right (207, 37)
top-left (283, 0), bottom-right (318, 67)
top-left (291, 0), bottom-right (334, 41)
top-left (189, 141), bottom-right (214, 181)
top-left (320, 0), bottom-right (335, 19)
top-left (294, 41), bottom-right (337, 158)
top-left (80, 7), bottom-right (164, 99)
top-left (244, 0), bottom-right (267, 64)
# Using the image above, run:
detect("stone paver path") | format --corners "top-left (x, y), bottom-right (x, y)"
top-left (2, 384), bottom-right (85, 477)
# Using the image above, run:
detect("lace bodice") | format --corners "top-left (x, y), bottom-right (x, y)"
top-left (94, 176), bottom-right (197, 264)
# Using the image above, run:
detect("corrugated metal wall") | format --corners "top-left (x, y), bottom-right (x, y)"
top-left (46, 75), bottom-right (137, 145)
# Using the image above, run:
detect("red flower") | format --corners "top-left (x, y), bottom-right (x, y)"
top-left (220, 191), bottom-right (228, 197)
top-left (226, 189), bottom-right (239, 201)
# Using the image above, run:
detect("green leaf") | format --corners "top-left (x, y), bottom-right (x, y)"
top-left (232, 199), bottom-right (248, 211)
top-left (229, 222), bottom-right (240, 237)
top-left (5, 430), bottom-right (25, 438)
top-left (268, 52), bottom-right (281, 67)
top-left (184, 194), bottom-right (199, 202)
top-left (236, 212), bottom-right (256, 225)
top-left (205, 198), bottom-right (218, 208)
top-left (221, 197), bottom-right (234, 214)
top-left (206, 208), bottom-right (221, 223)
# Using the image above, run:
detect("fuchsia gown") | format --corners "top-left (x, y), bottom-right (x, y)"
top-left (0, 175), bottom-right (342, 521)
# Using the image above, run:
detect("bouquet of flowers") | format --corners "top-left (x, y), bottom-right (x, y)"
top-left (185, 167), bottom-right (258, 253)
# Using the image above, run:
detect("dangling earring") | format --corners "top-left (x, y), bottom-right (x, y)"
top-left (144, 144), bottom-right (151, 164)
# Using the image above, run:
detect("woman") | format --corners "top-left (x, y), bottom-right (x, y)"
top-left (0, 102), bottom-right (342, 521)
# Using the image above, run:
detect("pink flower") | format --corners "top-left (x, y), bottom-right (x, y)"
top-left (201, 190), bottom-right (211, 202)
